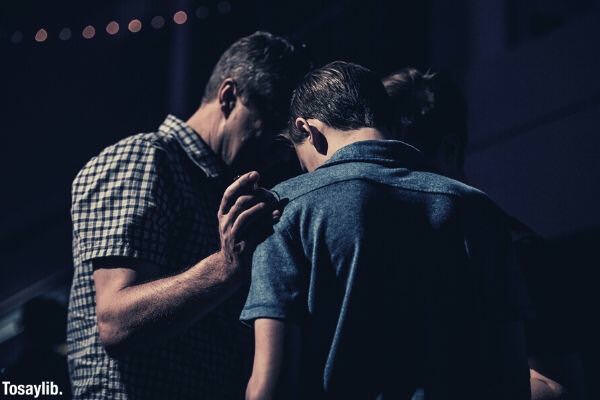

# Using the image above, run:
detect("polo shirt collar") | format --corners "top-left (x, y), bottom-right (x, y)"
top-left (159, 114), bottom-right (227, 178)
top-left (317, 139), bottom-right (430, 171)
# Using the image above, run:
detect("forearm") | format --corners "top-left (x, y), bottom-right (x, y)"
top-left (529, 353), bottom-right (586, 400)
top-left (96, 251), bottom-right (243, 352)
top-left (530, 368), bottom-right (566, 400)
top-left (246, 319), bottom-right (286, 400)
top-left (246, 320), bottom-right (300, 400)
top-left (94, 171), bottom-right (275, 353)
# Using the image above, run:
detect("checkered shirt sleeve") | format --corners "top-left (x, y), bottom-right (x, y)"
top-left (71, 136), bottom-right (176, 267)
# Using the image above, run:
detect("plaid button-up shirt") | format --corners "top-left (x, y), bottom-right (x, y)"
top-left (67, 115), bottom-right (252, 399)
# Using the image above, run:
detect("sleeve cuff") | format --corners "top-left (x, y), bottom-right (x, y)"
top-left (77, 239), bottom-right (168, 267)
top-left (239, 304), bottom-right (300, 326)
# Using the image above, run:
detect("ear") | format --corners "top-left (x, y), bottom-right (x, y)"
top-left (295, 118), bottom-right (328, 155)
top-left (294, 118), bottom-right (311, 139)
top-left (217, 78), bottom-right (237, 118)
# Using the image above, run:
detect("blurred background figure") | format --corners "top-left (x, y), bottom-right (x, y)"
top-left (383, 68), bottom-right (586, 400)
top-left (383, 68), bottom-right (468, 181)
top-left (1, 297), bottom-right (71, 399)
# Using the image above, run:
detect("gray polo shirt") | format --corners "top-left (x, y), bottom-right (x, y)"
top-left (241, 140), bottom-right (529, 399)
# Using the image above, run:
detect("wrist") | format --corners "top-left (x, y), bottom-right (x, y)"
top-left (216, 248), bottom-right (245, 282)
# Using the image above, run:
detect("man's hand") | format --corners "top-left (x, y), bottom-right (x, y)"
top-left (218, 171), bottom-right (279, 271)
top-left (93, 171), bottom-right (280, 354)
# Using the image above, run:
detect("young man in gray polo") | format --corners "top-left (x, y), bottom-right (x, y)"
top-left (241, 61), bottom-right (530, 399)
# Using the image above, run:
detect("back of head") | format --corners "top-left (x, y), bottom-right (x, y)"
top-left (287, 61), bottom-right (392, 143)
top-left (203, 31), bottom-right (311, 132)
top-left (383, 68), bottom-right (468, 167)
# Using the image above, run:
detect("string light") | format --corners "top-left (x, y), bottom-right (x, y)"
top-left (35, 29), bottom-right (48, 42)
top-left (106, 21), bottom-right (119, 35)
top-left (217, 1), bottom-right (232, 14)
top-left (151, 16), bottom-right (165, 29)
top-left (59, 28), bottom-right (72, 41)
top-left (173, 11), bottom-right (188, 25)
top-left (7, 7), bottom-right (227, 45)
top-left (128, 19), bottom-right (142, 33)
top-left (82, 25), bottom-right (96, 39)
top-left (195, 6), bottom-right (209, 19)
top-left (10, 31), bottom-right (23, 44)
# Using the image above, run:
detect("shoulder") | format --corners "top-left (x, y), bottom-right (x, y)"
top-left (270, 165), bottom-right (364, 204)
top-left (92, 130), bottom-right (176, 164)
top-left (394, 171), bottom-right (507, 219)
top-left (273, 165), bottom-right (491, 203)
top-left (270, 172), bottom-right (315, 201)
top-left (424, 175), bottom-right (509, 230)
top-left (419, 172), bottom-right (506, 215)
top-left (398, 170), bottom-right (485, 199)
top-left (71, 130), bottom-right (185, 207)
top-left (75, 130), bottom-right (181, 182)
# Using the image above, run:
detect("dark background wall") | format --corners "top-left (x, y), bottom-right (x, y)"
top-left (0, 0), bottom-right (430, 303)
top-left (1, 0), bottom-right (599, 396)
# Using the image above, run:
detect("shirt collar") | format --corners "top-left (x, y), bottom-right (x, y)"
top-left (158, 114), bottom-right (227, 178)
top-left (316, 139), bottom-right (430, 172)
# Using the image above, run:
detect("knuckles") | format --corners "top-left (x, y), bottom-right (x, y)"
top-left (234, 195), bottom-right (255, 208)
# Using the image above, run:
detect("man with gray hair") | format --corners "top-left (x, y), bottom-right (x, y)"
top-left (67, 31), bottom-right (310, 399)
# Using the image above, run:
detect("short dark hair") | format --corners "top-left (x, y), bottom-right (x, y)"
top-left (203, 31), bottom-right (310, 131)
top-left (383, 68), bottom-right (468, 166)
top-left (287, 61), bottom-right (391, 143)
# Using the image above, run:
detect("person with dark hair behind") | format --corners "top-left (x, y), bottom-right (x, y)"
top-left (67, 31), bottom-right (311, 399)
top-left (383, 68), bottom-right (586, 400)
top-left (383, 68), bottom-right (467, 181)
top-left (241, 61), bottom-right (530, 399)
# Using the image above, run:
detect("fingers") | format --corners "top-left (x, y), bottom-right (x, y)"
top-left (227, 195), bottom-right (262, 222)
top-left (218, 171), bottom-right (281, 257)
top-left (227, 190), bottom-right (279, 228)
top-left (219, 171), bottom-right (260, 216)
top-left (224, 188), bottom-right (278, 223)
top-left (252, 187), bottom-right (279, 208)
top-left (231, 202), bottom-right (269, 237)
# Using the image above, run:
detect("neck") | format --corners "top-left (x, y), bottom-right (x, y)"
top-left (325, 127), bottom-right (387, 157)
top-left (186, 101), bottom-right (223, 158)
